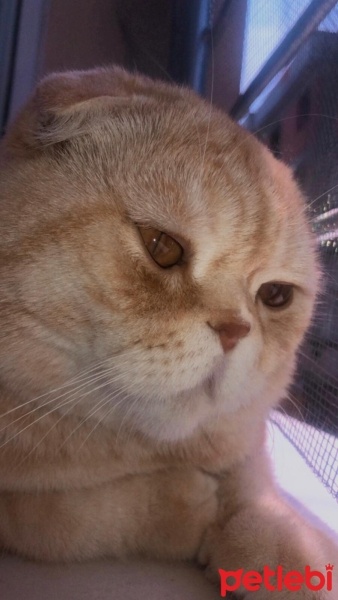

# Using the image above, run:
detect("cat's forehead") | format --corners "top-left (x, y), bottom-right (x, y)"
top-left (120, 107), bottom-right (266, 233)
top-left (115, 112), bottom-right (307, 281)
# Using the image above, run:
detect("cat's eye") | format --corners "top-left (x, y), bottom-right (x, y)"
top-left (257, 282), bottom-right (293, 309)
top-left (138, 226), bottom-right (183, 268)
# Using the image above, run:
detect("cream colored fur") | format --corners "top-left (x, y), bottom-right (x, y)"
top-left (0, 67), bottom-right (336, 598)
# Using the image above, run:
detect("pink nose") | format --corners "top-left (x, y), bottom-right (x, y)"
top-left (208, 320), bottom-right (251, 352)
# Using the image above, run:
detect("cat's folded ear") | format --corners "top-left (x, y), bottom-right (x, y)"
top-left (3, 67), bottom-right (145, 154)
top-left (2, 66), bottom-right (188, 156)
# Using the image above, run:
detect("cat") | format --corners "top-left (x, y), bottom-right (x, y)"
top-left (0, 67), bottom-right (337, 598)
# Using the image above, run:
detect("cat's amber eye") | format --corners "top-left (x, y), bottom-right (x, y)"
top-left (138, 226), bottom-right (183, 268)
top-left (257, 282), bottom-right (294, 309)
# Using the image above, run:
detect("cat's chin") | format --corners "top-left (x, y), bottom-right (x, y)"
top-left (70, 352), bottom-right (275, 444)
top-left (118, 377), bottom-right (255, 444)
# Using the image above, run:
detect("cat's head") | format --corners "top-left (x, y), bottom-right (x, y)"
top-left (0, 67), bottom-right (319, 442)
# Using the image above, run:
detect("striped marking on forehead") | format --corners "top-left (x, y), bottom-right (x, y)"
top-left (191, 192), bottom-right (275, 282)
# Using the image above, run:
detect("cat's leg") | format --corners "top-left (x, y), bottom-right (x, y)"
top-left (199, 447), bottom-right (338, 599)
top-left (0, 468), bottom-right (218, 561)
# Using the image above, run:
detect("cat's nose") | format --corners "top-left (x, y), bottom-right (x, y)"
top-left (208, 320), bottom-right (251, 352)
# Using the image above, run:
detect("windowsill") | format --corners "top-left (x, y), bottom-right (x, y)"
top-left (268, 419), bottom-right (338, 537)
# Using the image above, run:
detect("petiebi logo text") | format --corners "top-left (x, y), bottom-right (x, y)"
top-left (218, 564), bottom-right (334, 597)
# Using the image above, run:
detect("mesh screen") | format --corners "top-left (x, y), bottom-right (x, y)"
top-left (241, 1), bottom-right (338, 500)
top-left (271, 412), bottom-right (338, 498)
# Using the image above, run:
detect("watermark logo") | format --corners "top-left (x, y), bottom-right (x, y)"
top-left (218, 564), bottom-right (334, 597)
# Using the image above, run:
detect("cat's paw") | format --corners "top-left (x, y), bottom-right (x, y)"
top-left (199, 501), bottom-right (337, 600)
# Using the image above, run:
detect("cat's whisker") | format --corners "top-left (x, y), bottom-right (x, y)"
top-left (297, 349), bottom-right (338, 386)
top-left (57, 383), bottom-right (135, 453)
top-left (12, 399), bottom-right (87, 468)
top-left (130, 45), bottom-right (205, 165)
top-left (13, 385), bottom-right (131, 467)
top-left (307, 181), bottom-right (338, 210)
top-left (227, 117), bottom-right (338, 228)
top-left (0, 367), bottom-right (137, 450)
top-left (115, 389), bottom-right (147, 443)
top-left (74, 404), bottom-right (117, 453)
top-left (0, 364), bottom-right (127, 432)
top-left (115, 380), bottom-right (150, 445)
top-left (281, 393), bottom-right (306, 424)
top-left (0, 347), bottom-right (146, 422)
top-left (123, 387), bottom-right (154, 447)
top-left (75, 394), bottom-right (129, 453)
top-left (251, 113), bottom-right (338, 142)
top-left (0, 393), bottom-right (81, 452)
top-left (302, 328), bottom-right (338, 349)
top-left (321, 273), bottom-right (337, 288)
top-left (266, 416), bottom-right (277, 452)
